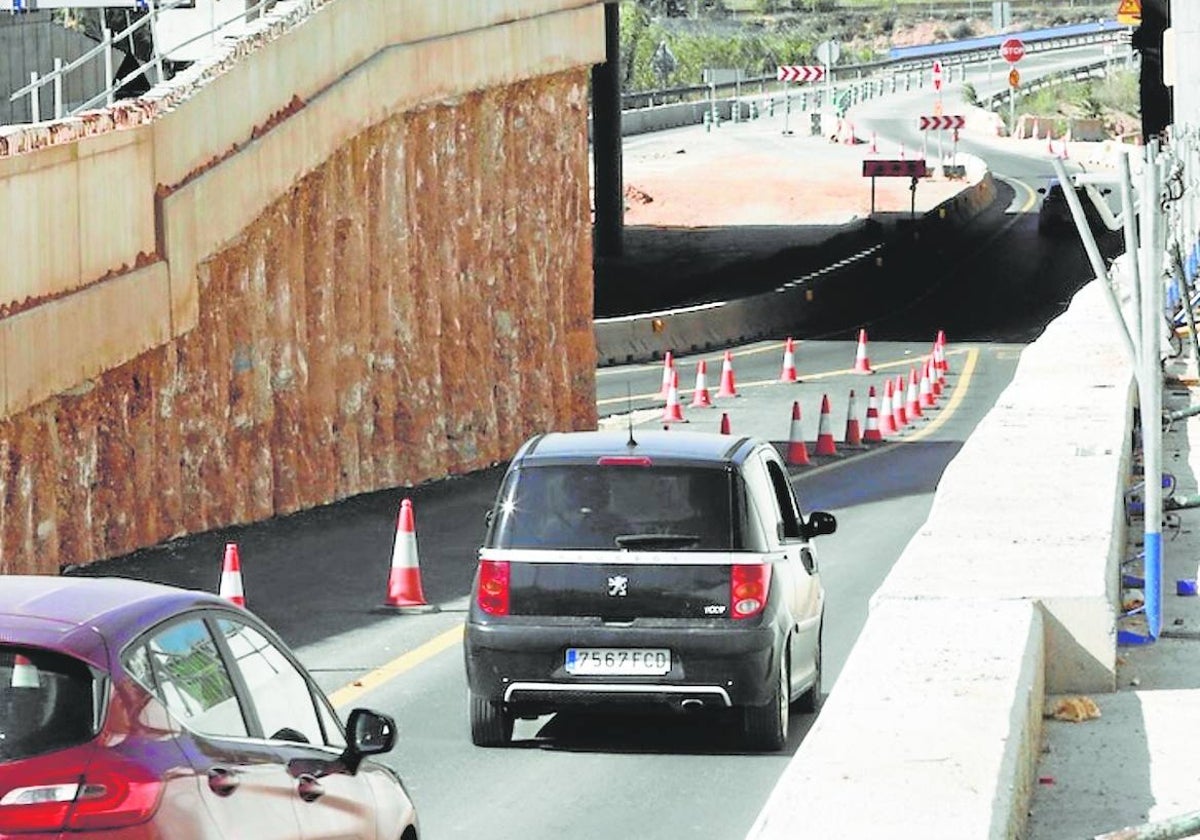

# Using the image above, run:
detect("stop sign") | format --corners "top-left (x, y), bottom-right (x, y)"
top-left (1000, 38), bottom-right (1025, 64)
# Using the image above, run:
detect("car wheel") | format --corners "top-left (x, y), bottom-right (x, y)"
top-left (797, 628), bottom-right (822, 714)
top-left (743, 649), bottom-right (788, 751)
top-left (469, 692), bottom-right (513, 747)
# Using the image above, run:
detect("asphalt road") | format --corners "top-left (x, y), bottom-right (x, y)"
top-left (70, 48), bottom-right (1124, 840)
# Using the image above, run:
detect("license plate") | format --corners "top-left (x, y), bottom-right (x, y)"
top-left (564, 648), bottom-right (671, 676)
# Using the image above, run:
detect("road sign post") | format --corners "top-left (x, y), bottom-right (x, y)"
top-left (862, 159), bottom-right (927, 216)
top-left (776, 65), bottom-right (824, 137)
top-left (999, 38), bottom-right (1024, 137)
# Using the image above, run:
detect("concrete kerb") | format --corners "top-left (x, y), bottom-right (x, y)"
top-left (747, 278), bottom-right (1133, 839)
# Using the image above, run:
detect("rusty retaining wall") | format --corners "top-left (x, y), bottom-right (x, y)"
top-left (0, 1), bottom-right (603, 575)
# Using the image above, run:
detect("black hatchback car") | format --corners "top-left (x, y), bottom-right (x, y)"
top-left (463, 430), bottom-right (837, 751)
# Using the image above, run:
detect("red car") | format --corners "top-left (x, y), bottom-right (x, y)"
top-left (0, 575), bottom-right (419, 839)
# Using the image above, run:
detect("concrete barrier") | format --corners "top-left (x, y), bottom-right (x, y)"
top-left (596, 166), bottom-right (997, 367)
top-left (747, 274), bottom-right (1133, 839)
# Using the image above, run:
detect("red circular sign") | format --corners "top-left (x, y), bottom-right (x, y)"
top-left (1000, 38), bottom-right (1025, 64)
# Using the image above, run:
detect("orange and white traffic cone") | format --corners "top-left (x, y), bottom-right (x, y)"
top-left (906, 367), bottom-right (923, 419)
top-left (863, 385), bottom-right (883, 443)
top-left (894, 374), bottom-right (909, 428)
top-left (219, 543), bottom-right (246, 608)
top-left (779, 337), bottom-right (799, 383)
top-left (381, 499), bottom-right (439, 613)
top-left (919, 359), bottom-right (936, 408)
top-left (719, 412), bottom-right (731, 435)
top-left (934, 334), bottom-right (949, 376)
top-left (786, 401), bottom-right (810, 467)
top-left (690, 360), bottom-right (713, 408)
top-left (662, 368), bottom-right (687, 423)
top-left (815, 395), bottom-right (837, 456)
top-left (879, 380), bottom-right (897, 436)
top-left (11, 654), bottom-right (39, 689)
top-left (844, 390), bottom-right (863, 446)
top-left (716, 350), bottom-right (739, 399)
top-left (931, 350), bottom-right (944, 397)
top-left (659, 351), bottom-right (675, 399)
top-left (852, 329), bottom-right (873, 374)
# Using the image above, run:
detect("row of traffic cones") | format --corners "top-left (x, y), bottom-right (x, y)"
top-left (216, 497), bottom-right (439, 615)
top-left (662, 329), bottom-right (880, 423)
top-left (705, 330), bottom-right (951, 463)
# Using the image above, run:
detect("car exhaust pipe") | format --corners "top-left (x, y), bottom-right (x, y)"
top-left (680, 698), bottom-right (705, 712)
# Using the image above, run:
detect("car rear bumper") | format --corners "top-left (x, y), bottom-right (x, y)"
top-left (464, 620), bottom-right (779, 712)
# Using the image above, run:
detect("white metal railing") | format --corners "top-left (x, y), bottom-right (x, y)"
top-left (7, 0), bottom-right (309, 123)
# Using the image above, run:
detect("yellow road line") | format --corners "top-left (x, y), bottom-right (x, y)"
top-left (902, 347), bottom-right (979, 442)
top-left (795, 347), bottom-right (980, 477)
top-left (329, 624), bottom-right (463, 710)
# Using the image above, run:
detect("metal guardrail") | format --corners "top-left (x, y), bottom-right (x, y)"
top-left (7, 0), bottom-right (301, 122)
top-left (620, 26), bottom-right (1128, 112)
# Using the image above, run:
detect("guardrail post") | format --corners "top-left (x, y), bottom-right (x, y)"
top-left (103, 28), bottom-right (115, 106)
top-left (28, 72), bottom-right (40, 123)
top-left (52, 58), bottom-right (64, 119)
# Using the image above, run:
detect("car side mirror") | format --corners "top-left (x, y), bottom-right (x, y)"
top-left (339, 708), bottom-right (397, 774)
top-left (802, 511), bottom-right (837, 539)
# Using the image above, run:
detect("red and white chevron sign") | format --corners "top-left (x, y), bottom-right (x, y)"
top-left (776, 65), bottom-right (824, 83)
top-left (919, 115), bottom-right (965, 130)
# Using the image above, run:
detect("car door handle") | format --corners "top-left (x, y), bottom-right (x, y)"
top-left (297, 774), bottom-right (325, 803)
top-left (207, 767), bottom-right (240, 797)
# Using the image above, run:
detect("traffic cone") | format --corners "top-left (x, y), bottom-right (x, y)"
top-left (219, 543), bottom-right (246, 608)
top-left (815, 395), bottom-right (837, 456)
top-left (906, 367), bottom-right (923, 419)
top-left (779, 337), bottom-right (799, 383)
top-left (719, 412), bottom-right (731, 435)
top-left (919, 359), bottom-right (936, 408)
top-left (863, 385), bottom-right (883, 443)
top-left (869, 131), bottom-right (878, 154)
top-left (893, 374), bottom-right (909, 428)
top-left (716, 350), bottom-right (739, 398)
top-left (931, 351), bottom-right (944, 397)
top-left (662, 368), bottom-right (687, 423)
top-left (935, 330), bottom-right (950, 374)
top-left (1047, 136), bottom-right (1056, 156)
top-left (934, 343), bottom-right (947, 389)
top-left (852, 328), bottom-right (873, 374)
top-left (659, 351), bottom-right (675, 399)
top-left (690, 360), bottom-right (713, 408)
top-left (380, 499), bottom-right (439, 613)
top-left (879, 380), bottom-right (897, 435)
top-left (844, 390), bottom-right (862, 446)
top-left (11, 654), bottom-right (39, 689)
top-left (786, 401), bottom-right (810, 467)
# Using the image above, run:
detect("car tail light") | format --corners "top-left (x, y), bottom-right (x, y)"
top-left (731, 563), bottom-right (771, 619)
top-left (477, 558), bottom-right (511, 616)
top-left (0, 747), bottom-right (163, 833)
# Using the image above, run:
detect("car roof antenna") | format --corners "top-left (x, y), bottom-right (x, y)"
top-left (626, 382), bottom-right (638, 448)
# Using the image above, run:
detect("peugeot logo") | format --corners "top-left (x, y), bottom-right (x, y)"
top-left (607, 575), bottom-right (628, 597)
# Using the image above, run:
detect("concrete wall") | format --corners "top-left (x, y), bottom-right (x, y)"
top-left (0, 0), bottom-right (605, 573)
top-left (748, 276), bottom-right (1132, 839)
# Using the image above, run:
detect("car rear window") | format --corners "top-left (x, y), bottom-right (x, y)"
top-left (486, 464), bottom-right (741, 551)
top-left (0, 647), bottom-right (100, 762)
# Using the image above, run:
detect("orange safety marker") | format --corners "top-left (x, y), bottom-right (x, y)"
top-left (786, 401), bottom-right (811, 466)
top-left (659, 351), bottom-right (675, 398)
top-left (219, 543), bottom-right (246, 608)
top-left (844, 390), bottom-right (863, 446)
top-left (380, 499), bottom-right (439, 613)
top-left (852, 329), bottom-right (873, 374)
top-left (662, 368), bottom-right (687, 423)
top-left (780, 337), bottom-right (799, 383)
top-left (815, 394), bottom-right (837, 456)
top-left (863, 385), bottom-right (883, 443)
top-left (717, 350), bottom-right (739, 398)
top-left (690, 360), bottom-right (713, 408)
top-left (879, 379), bottom-right (897, 436)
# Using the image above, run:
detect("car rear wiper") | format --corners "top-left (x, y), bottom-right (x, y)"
top-left (614, 533), bottom-right (702, 549)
